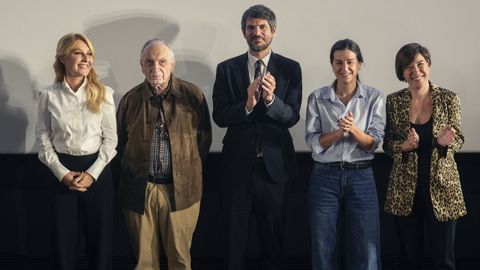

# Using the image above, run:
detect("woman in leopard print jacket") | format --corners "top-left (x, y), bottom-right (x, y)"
top-left (383, 43), bottom-right (466, 270)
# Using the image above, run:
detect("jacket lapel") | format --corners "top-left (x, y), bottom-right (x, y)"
top-left (430, 85), bottom-right (441, 137)
top-left (233, 53), bottom-right (250, 100)
top-left (399, 89), bottom-right (412, 136)
top-left (266, 52), bottom-right (286, 99)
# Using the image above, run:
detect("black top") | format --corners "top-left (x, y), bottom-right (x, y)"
top-left (411, 117), bottom-right (433, 177)
top-left (411, 117), bottom-right (433, 210)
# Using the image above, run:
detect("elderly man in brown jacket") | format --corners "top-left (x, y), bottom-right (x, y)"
top-left (116, 39), bottom-right (212, 270)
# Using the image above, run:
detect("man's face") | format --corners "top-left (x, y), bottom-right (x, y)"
top-left (243, 18), bottom-right (275, 52)
top-left (140, 42), bottom-right (175, 92)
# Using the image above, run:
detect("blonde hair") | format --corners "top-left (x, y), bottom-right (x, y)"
top-left (53, 33), bottom-right (106, 113)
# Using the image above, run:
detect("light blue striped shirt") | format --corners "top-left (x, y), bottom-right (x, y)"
top-left (305, 81), bottom-right (386, 163)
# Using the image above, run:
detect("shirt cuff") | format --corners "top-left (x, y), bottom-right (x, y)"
top-left (51, 161), bottom-right (70, 182)
top-left (245, 106), bottom-right (253, 115)
top-left (86, 158), bottom-right (107, 181)
top-left (310, 133), bottom-right (325, 154)
top-left (264, 94), bottom-right (275, 108)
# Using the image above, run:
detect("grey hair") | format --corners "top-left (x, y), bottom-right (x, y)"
top-left (140, 38), bottom-right (175, 60)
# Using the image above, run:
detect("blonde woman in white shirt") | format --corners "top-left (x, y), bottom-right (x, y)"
top-left (36, 33), bottom-right (117, 270)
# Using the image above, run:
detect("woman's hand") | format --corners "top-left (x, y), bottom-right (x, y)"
top-left (437, 125), bottom-right (456, 147)
top-left (62, 171), bottom-right (82, 187)
top-left (62, 171), bottom-right (94, 192)
top-left (402, 128), bottom-right (419, 152)
top-left (338, 111), bottom-right (356, 134)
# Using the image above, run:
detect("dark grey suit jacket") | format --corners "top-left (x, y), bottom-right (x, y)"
top-left (212, 52), bottom-right (302, 183)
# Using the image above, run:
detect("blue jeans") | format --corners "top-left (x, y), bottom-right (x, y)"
top-left (309, 162), bottom-right (381, 270)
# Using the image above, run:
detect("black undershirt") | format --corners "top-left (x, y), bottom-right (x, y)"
top-left (411, 117), bottom-right (433, 210)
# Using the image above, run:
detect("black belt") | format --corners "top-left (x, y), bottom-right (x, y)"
top-left (148, 175), bottom-right (173, 184)
top-left (324, 161), bottom-right (371, 170)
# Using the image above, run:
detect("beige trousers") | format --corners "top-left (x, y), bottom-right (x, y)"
top-left (125, 182), bottom-right (200, 270)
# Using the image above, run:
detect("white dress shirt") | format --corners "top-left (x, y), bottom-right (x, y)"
top-left (245, 51), bottom-right (275, 114)
top-left (247, 51), bottom-right (270, 82)
top-left (36, 79), bottom-right (117, 181)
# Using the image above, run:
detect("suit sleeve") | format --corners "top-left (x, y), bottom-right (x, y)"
top-left (265, 62), bottom-right (302, 128)
top-left (212, 64), bottom-right (252, 128)
top-left (197, 92), bottom-right (212, 163)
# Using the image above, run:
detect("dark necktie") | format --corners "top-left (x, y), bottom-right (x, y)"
top-left (254, 59), bottom-right (262, 79)
top-left (254, 60), bottom-right (263, 97)
top-left (253, 60), bottom-right (263, 156)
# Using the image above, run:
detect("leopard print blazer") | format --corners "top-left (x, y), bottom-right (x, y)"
top-left (383, 83), bottom-right (467, 221)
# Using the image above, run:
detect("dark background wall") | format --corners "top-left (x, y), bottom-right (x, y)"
top-left (0, 153), bottom-right (479, 269)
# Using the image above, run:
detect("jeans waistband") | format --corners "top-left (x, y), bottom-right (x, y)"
top-left (320, 160), bottom-right (372, 170)
top-left (148, 175), bottom-right (173, 184)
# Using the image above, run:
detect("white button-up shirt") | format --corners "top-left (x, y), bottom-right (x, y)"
top-left (36, 79), bottom-right (117, 181)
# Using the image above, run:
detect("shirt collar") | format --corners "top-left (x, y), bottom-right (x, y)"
top-left (322, 80), bottom-right (366, 101)
top-left (247, 50), bottom-right (272, 69)
top-left (62, 77), bottom-right (87, 92)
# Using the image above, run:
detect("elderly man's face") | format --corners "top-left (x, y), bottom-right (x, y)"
top-left (141, 42), bottom-right (174, 93)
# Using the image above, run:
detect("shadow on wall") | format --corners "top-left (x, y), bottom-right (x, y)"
top-left (0, 58), bottom-right (30, 256)
top-left (0, 58), bottom-right (29, 154)
top-left (85, 14), bottom-right (179, 104)
top-left (84, 13), bottom-right (220, 149)
top-left (84, 13), bottom-right (214, 103)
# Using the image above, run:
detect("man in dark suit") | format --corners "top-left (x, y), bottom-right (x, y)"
top-left (212, 4), bottom-right (302, 270)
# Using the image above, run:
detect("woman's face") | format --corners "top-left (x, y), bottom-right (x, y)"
top-left (403, 53), bottom-right (430, 88)
top-left (332, 49), bottom-right (361, 86)
top-left (62, 40), bottom-right (93, 79)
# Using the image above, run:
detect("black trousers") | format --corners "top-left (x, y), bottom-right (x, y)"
top-left (395, 173), bottom-right (457, 270)
top-left (222, 157), bottom-right (287, 270)
top-left (50, 153), bottom-right (113, 270)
